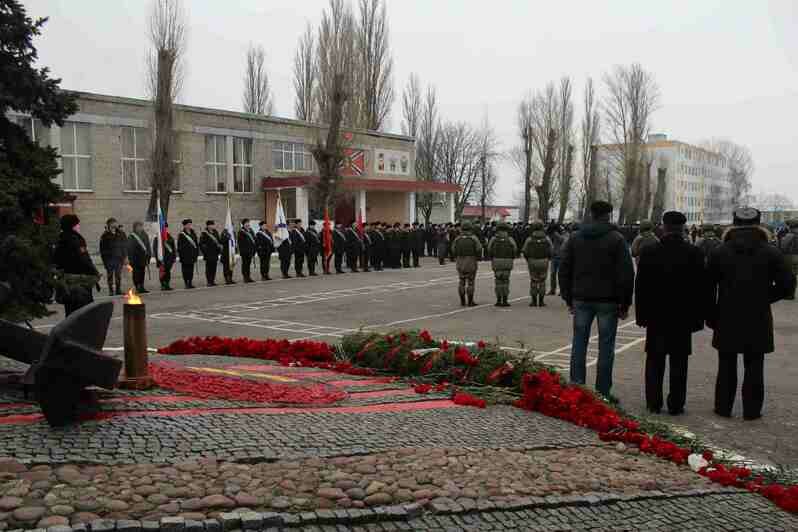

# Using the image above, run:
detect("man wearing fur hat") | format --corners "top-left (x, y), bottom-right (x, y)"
top-left (707, 207), bottom-right (796, 420)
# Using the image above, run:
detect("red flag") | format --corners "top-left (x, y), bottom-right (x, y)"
top-left (323, 209), bottom-right (333, 259)
top-left (356, 210), bottom-right (364, 237)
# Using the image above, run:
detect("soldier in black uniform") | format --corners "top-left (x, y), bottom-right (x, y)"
top-left (238, 218), bottom-right (257, 283)
top-left (333, 223), bottom-right (347, 274)
top-left (345, 223), bottom-right (362, 273)
top-left (305, 220), bottom-right (321, 276)
top-left (177, 219), bottom-right (199, 289)
top-left (99, 218), bottom-right (127, 295)
top-left (152, 224), bottom-right (176, 291)
top-left (361, 224), bottom-right (372, 272)
top-left (290, 219), bottom-right (307, 277)
top-left (127, 221), bottom-right (152, 293)
top-left (220, 227), bottom-right (236, 284)
top-left (398, 223), bottom-right (411, 267)
top-left (369, 222), bottom-right (384, 271)
top-left (277, 225), bottom-right (292, 278)
top-left (199, 220), bottom-right (223, 286)
top-left (256, 221), bottom-right (274, 281)
top-left (411, 222), bottom-right (424, 267)
top-left (54, 215), bottom-right (100, 316)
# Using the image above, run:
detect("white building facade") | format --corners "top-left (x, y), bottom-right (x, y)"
top-left (596, 134), bottom-right (733, 224)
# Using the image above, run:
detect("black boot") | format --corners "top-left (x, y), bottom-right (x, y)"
top-left (539, 295), bottom-right (546, 307)
top-left (495, 296), bottom-right (502, 307)
top-left (460, 293), bottom-right (466, 307)
top-left (503, 296), bottom-right (511, 307)
top-left (530, 294), bottom-right (538, 307)
top-left (467, 295), bottom-right (477, 307)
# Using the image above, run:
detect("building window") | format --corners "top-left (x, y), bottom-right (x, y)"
top-left (272, 141), bottom-right (312, 172)
top-left (61, 122), bottom-right (93, 191)
top-left (14, 116), bottom-right (50, 147)
top-left (121, 126), bottom-right (151, 192)
top-left (233, 137), bottom-right (253, 193)
top-left (205, 134), bottom-right (227, 192)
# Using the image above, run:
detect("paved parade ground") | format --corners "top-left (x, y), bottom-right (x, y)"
top-left (3, 257), bottom-right (796, 530)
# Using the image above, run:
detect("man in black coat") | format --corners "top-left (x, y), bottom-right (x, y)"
top-left (127, 221), bottom-right (152, 294)
top-left (152, 224), bottom-right (176, 291)
top-left (99, 218), bottom-right (127, 295)
top-left (333, 223), bottom-right (347, 274)
top-left (290, 219), bottom-right (307, 277)
top-left (410, 222), bottom-right (424, 267)
top-left (305, 220), bottom-right (321, 276)
top-left (54, 215), bottom-right (100, 316)
top-left (220, 228), bottom-right (236, 284)
top-left (345, 223), bottom-right (363, 273)
top-left (707, 207), bottom-right (796, 420)
top-left (199, 220), bottom-right (223, 286)
top-left (559, 201), bottom-right (635, 398)
top-left (177, 219), bottom-right (199, 289)
top-left (276, 226), bottom-right (292, 278)
top-left (369, 222), bottom-right (385, 271)
top-left (256, 221), bottom-right (274, 281)
top-left (360, 224), bottom-right (372, 273)
top-left (238, 218), bottom-right (257, 283)
top-left (635, 211), bottom-right (706, 415)
top-left (399, 223), bottom-right (412, 268)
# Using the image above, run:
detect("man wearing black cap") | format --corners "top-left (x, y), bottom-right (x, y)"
top-left (559, 201), bottom-right (635, 398)
top-left (305, 220), bottom-right (321, 276)
top-left (54, 215), bottom-right (100, 316)
top-left (177, 219), bottom-right (199, 289)
top-left (368, 222), bottom-right (385, 271)
top-left (635, 211), bottom-right (706, 415)
top-left (290, 219), bottom-right (307, 277)
top-left (99, 217), bottom-right (127, 295)
top-left (410, 222), bottom-right (424, 267)
top-left (333, 223), bottom-right (347, 274)
top-left (200, 220), bottom-right (223, 286)
top-left (399, 223), bottom-right (412, 268)
top-left (238, 219), bottom-right (257, 283)
top-left (707, 207), bottom-right (795, 420)
top-left (153, 223), bottom-right (176, 291)
top-left (127, 221), bottom-right (152, 294)
top-left (256, 221), bottom-right (274, 280)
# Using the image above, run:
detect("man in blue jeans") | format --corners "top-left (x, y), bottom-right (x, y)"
top-left (558, 201), bottom-right (635, 398)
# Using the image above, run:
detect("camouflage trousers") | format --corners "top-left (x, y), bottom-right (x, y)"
top-left (494, 269), bottom-right (512, 299)
top-left (458, 271), bottom-right (476, 298)
top-left (527, 258), bottom-right (550, 298)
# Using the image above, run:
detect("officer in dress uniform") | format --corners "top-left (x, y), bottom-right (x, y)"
top-left (127, 221), bottom-right (151, 294)
top-left (290, 219), bottom-right (307, 277)
top-left (220, 227), bottom-right (236, 284)
top-left (369, 222), bottom-right (384, 271)
top-left (54, 214), bottom-right (101, 316)
top-left (153, 223), bottom-right (176, 291)
top-left (360, 224), bottom-right (372, 273)
top-left (200, 220), bottom-right (223, 286)
top-left (635, 211), bottom-right (706, 415)
top-left (345, 222), bottom-right (363, 273)
top-left (99, 218), bottom-right (127, 296)
top-left (256, 221), bottom-right (274, 281)
top-left (333, 223), bottom-right (347, 274)
top-left (387, 223), bottom-right (401, 268)
top-left (238, 218), bottom-right (257, 283)
top-left (277, 224), bottom-right (293, 278)
top-left (411, 222), bottom-right (424, 267)
top-left (177, 219), bottom-right (199, 289)
top-left (306, 220), bottom-right (321, 276)
top-left (400, 223), bottom-right (412, 268)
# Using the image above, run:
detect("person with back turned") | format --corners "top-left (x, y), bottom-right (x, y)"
top-left (707, 207), bottom-right (795, 420)
top-left (635, 211), bottom-right (706, 415)
top-left (487, 222), bottom-right (517, 307)
top-left (453, 222), bottom-right (483, 307)
top-left (177, 219), bottom-right (199, 289)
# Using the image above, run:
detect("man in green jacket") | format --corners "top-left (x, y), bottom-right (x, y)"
top-left (488, 223), bottom-right (518, 307)
top-left (522, 221), bottom-right (552, 307)
top-left (453, 222), bottom-right (483, 307)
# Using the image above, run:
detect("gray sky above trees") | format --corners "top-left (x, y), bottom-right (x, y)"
top-left (27, 0), bottom-right (798, 204)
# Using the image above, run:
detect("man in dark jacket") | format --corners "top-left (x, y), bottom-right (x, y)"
top-left (256, 221), bottom-right (274, 280)
top-left (127, 221), bottom-right (151, 294)
top-left (276, 226), bottom-right (292, 278)
top-left (220, 228), bottom-right (236, 284)
top-left (707, 208), bottom-right (796, 420)
top-left (305, 220), bottom-right (321, 276)
top-left (635, 211), bottom-right (706, 415)
top-left (346, 223), bottom-right (363, 273)
top-left (333, 223), bottom-right (347, 274)
top-left (369, 222), bottom-right (385, 271)
top-left (559, 201), bottom-right (635, 398)
top-left (360, 224), bottom-right (372, 273)
top-left (399, 223), bottom-right (412, 268)
top-left (238, 218), bottom-right (257, 283)
top-left (177, 219), bottom-right (199, 289)
top-left (547, 224), bottom-right (564, 295)
top-left (200, 220), bottom-right (223, 286)
top-left (99, 218), bottom-right (127, 295)
top-left (152, 224), bottom-right (176, 291)
top-left (54, 215), bottom-right (100, 316)
top-left (290, 219), bottom-right (307, 277)
top-left (410, 222), bottom-right (424, 267)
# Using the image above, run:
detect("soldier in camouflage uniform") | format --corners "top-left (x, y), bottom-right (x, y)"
top-left (487, 223), bottom-right (518, 307)
top-left (522, 222), bottom-right (552, 307)
top-left (453, 222), bottom-right (483, 307)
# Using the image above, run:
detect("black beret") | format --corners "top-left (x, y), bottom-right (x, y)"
top-left (662, 211), bottom-right (687, 226)
top-left (733, 207), bottom-right (761, 226)
top-left (60, 214), bottom-right (80, 231)
top-left (182, 219), bottom-right (193, 225)
top-left (206, 220), bottom-right (215, 226)
top-left (590, 201), bottom-right (613, 218)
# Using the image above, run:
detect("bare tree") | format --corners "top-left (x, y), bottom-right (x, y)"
top-left (517, 93), bottom-right (534, 224)
top-left (293, 23), bottom-right (316, 122)
top-left (556, 77), bottom-right (575, 223)
top-left (242, 43), bottom-right (273, 115)
top-left (415, 84), bottom-right (440, 224)
top-left (435, 121), bottom-right (480, 219)
top-left (700, 138), bottom-right (754, 209)
top-left (602, 63), bottom-right (660, 224)
top-left (650, 163), bottom-right (668, 224)
top-left (311, 0), bottom-right (356, 213)
top-left (355, 0), bottom-right (393, 131)
top-left (401, 73), bottom-right (421, 136)
top-left (579, 77), bottom-right (600, 219)
top-left (475, 118), bottom-right (500, 223)
top-left (526, 83), bottom-right (561, 221)
top-left (146, 0), bottom-right (186, 220)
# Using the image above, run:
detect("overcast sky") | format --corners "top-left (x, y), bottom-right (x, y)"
top-left (27, 0), bottom-right (798, 204)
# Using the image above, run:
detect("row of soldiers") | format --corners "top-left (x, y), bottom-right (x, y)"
top-left (97, 217), bottom-right (445, 293)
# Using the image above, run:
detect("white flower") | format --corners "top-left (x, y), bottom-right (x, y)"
top-left (688, 453), bottom-right (709, 472)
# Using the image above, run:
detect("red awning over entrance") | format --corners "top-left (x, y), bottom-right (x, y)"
top-left (261, 176), bottom-right (460, 193)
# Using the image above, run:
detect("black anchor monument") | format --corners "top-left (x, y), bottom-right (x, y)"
top-left (0, 288), bottom-right (122, 426)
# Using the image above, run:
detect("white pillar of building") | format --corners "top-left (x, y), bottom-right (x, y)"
top-left (295, 187), bottom-right (309, 223)
top-left (448, 192), bottom-right (456, 223)
top-left (407, 191), bottom-right (416, 223)
top-left (356, 189), bottom-right (367, 222)
top-left (225, 135), bottom-right (234, 193)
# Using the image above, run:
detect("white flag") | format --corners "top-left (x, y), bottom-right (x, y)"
top-left (225, 195), bottom-right (237, 269)
top-left (274, 194), bottom-right (290, 248)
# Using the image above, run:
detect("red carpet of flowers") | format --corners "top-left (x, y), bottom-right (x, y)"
top-left (148, 362), bottom-right (346, 405)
